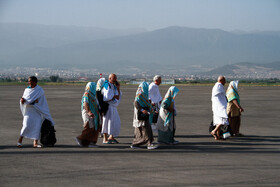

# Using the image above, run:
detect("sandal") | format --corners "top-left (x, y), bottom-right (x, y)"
top-left (103, 140), bottom-right (113, 144)
top-left (17, 142), bottom-right (22, 148)
top-left (33, 145), bottom-right (42, 148)
top-left (211, 131), bottom-right (219, 140)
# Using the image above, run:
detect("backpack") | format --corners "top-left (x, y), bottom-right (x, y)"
top-left (40, 119), bottom-right (57, 147)
top-left (96, 90), bottom-right (109, 116)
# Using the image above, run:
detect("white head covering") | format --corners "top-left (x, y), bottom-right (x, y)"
top-left (153, 75), bottom-right (161, 82)
top-left (230, 80), bottom-right (239, 91)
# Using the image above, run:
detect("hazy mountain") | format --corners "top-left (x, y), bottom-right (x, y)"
top-left (0, 22), bottom-right (146, 55)
top-left (200, 61), bottom-right (280, 79)
top-left (1, 24), bottom-right (280, 74)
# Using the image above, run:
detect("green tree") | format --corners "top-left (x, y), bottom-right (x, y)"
top-left (50, 75), bottom-right (59, 82)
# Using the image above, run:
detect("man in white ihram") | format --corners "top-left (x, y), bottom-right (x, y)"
top-left (101, 74), bottom-right (122, 144)
top-left (211, 75), bottom-right (229, 140)
top-left (149, 75), bottom-right (162, 133)
top-left (17, 76), bottom-right (54, 148)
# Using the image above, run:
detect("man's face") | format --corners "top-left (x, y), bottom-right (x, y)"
top-left (28, 78), bottom-right (37, 88)
top-left (221, 78), bottom-right (226, 86)
top-left (155, 78), bottom-right (161, 86)
top-left (109, 74), bottom-right (117, 84)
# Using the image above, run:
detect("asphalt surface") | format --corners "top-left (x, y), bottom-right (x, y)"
top-left (1, 84), bottom-right (280, 186)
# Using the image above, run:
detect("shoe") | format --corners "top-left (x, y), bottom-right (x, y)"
top-left (88, 143), bottom-right (98, 148)
top-left (17, 142), bottom-right (22, 148)
top-left (130, 145), bottom-right (140, 149)
top-left (33, 145), bottom-right (42, 148)
top-left (147, 144), bottom-right (158, 150)
top-left (172, 140), bottom-right (179, 145)
top-left (75, 137), bottom-right (82, 147)
top-left (112, 139), bottom-right (119, 144)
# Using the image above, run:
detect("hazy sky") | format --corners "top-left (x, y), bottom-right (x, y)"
top-left (1, 0), bottom-right (280, 31)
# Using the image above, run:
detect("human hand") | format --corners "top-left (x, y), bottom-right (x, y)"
top-left (88, 112), bottom-right (95, 118)
top-left (21, 98), bottom-right (26, 104)
top-left (142, 110), bottom-right (149, 115)
top-left (83, 122), bottom-right (89, 129)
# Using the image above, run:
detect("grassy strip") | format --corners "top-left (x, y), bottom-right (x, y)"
top-left (1, 81), bottom-right (280, 86)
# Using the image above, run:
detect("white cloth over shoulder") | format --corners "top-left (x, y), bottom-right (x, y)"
top-left (101, 83), bottom-right (122, 137)
top-left (20, 85), bottom-right (54, 140)
top-left (149, 82), bottom-right (162, 104)
top-left (211, 82), bottom-right (228, 125)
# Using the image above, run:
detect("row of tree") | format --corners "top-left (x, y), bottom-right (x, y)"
top-left (1, 76), bottom-right (280, 84)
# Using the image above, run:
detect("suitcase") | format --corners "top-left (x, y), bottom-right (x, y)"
top-left (40, 119), bottom-right (57, 147)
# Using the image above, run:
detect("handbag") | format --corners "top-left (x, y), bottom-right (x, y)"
top-left (152, 112), bottom-right (159, 123)
top-left (138, 107), bottom-right (150, 121)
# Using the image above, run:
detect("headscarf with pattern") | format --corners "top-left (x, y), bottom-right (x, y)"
top-left (135, 81), bottom-right (154, 123)
top-left (81, 82), bottom-right (99, 130)
top-left (226, 80), bottom-right (240, 104)
top-left (161, 86), bottom-right (179, 126)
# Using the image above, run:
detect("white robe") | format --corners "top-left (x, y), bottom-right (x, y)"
top-left (101, 83), bottom-right (122, 137)
top-left (149, 82), bottom-right (162, 108)
top-left (20, 85), bottom-right (54, 140)
top-left (211, 82), bottom-right (228, 126)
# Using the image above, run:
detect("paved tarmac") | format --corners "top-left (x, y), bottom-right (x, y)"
top-left (1, 84), bottom-right (280, 186)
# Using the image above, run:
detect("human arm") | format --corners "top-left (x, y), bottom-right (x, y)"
top-left (84, 102), bottom-right (95, 118)
top-left (113, 82), bottom-right (120, 100)
top-left (21, 98), bottom-right (26, 104)
top-left (232, 99), bottom-right (244, 112)
top-left (21, 98), bottom-right (38, 105)
top-left (134, 101), bottom-right (149, 115)
top-left (102, 84), bottom-right (118, 101)
top-left (162, 100), bottom-right (174, 112)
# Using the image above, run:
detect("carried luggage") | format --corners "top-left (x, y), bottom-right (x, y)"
top-left (96, 90), bottom-right (109, 116)
top-left (40, 119), bottom-right (57, 146)
top-left (209, 121), bottom-right (231, 139)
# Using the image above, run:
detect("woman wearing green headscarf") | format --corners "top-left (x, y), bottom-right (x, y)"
top-left (226, 81), bottom-right (244, 136)
top-left (131, 82), bottom-right (158, 149)
top-left (157, 86), bottom-right (179, 145)
top-left (75, 82), bottom-right (101, 147)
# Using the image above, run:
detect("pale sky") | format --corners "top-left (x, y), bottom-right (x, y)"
top-left (0, 0), bottom-right (280, 31)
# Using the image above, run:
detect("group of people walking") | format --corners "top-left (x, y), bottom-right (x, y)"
top-left (17, 74), bottom-right (180, 149)
top-left (74, 74), bottom-right (179, 149)
top-left (131, 78), bottom-right (179, 149)
top-left (17, 74), bottom-right (244, 149)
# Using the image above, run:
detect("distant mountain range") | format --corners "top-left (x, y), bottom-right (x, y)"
top-left (201, 61), bottom-right (280, 79)
top-left (0, 23), bottom-right (145, 55)
top-left (1, 23), bottom-right (280, 75)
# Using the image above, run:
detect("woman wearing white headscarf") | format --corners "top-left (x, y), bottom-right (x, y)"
top-left (226, 81), bottom-right (244, 136)
top-left (75, 82), bottom-right (101, 147)
top-left (131, 82), bottom-right (158, 149)
top-left (157, 86), bottom-right (179, 145)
